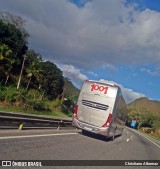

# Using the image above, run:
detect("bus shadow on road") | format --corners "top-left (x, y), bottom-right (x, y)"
top-left (79, 130), bottom-right (121, 142)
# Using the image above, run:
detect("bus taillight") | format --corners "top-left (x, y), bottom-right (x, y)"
top-left (73, 105), bottom-right (78, 119)
top-left (102, 114), bottom-right (112, 127)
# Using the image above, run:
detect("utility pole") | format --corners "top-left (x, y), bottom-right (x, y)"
top-left (17, 55), bottom-right (27, 90)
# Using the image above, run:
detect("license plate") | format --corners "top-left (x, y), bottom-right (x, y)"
top-left (84, 126), bottom-right (92, 131)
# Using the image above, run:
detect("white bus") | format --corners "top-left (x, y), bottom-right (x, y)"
top-left (72, 80), bottom-right (128, 140)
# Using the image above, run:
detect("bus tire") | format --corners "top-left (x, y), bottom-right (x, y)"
top-left (82, 130), bottom-right (87, 135)
top-left (111, 127), bottom-right (117, 141)
top-left (111, 134), bottom-right (115, 141)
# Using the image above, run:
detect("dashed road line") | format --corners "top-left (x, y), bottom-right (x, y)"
top-left (126, 127), bottom-right (160, 149)
top-left (140, 134), bottom-right (160, 149)
top-left (0, 132), bottom-right (78, 140)
top-left (126, 138), bottom-right (130, 142)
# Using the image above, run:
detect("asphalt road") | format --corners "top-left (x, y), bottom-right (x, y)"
top-left (0, 127), bottom-right (159, 169)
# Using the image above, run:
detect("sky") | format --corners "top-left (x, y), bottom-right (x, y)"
top-left (0, 0), bottom-right (160, 103)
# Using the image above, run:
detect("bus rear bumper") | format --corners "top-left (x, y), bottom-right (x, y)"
top-left (72, 118), bottom-right (110, 137)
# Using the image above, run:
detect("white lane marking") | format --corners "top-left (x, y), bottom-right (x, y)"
top-left (126, 127), bottom-right (160, 149)
top-left (0, 133), bottom-right (78, 140)
top-left (140, 134), bottom-right (160, 149)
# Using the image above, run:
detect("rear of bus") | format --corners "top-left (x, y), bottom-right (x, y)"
top-left (72, 80), bottom-right (118, 137)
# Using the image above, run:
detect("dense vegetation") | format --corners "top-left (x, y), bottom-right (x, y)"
top-left (127, 97), bottom-right (160, 138)
top-left (0, 12), bottom-right (79, 117)
top-left (63, 78), bottom-right (80, 103)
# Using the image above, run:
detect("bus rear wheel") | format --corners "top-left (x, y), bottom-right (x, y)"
top-left (111, 134), bottom-right (115, 141)
top-left (111, 127), bottom-right (117, 141)
top-left (82, 129), bottom-right (87, 135)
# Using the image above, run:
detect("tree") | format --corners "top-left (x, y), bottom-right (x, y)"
top-left (0, 19), bottom-right (28, 87)
top-left (0, 19), bottom-right (28, 55)
top-left (0, 44), bottom-right (13, 85)
top-left (0, 19), bottom-right (28, 76)
top-left (152, 115), bottom-right (160, 129)
top-left (0, 44), bottom-right (12, 60)
top-left (17, 55), bottom-right (27, 89)
top-left (26, 60), bottom-right (43, 91)
top-left (25, 50), bottom-right (43, 91)
top-left (141, 112), bottom-right (156, 128)
top-left (0, 11), bottom-right (29, 42)
top-left (39, 61), bottom-right (64, 100)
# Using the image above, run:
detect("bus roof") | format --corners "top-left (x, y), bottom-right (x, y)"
top-left (85, 80), bottom-right (119, 88)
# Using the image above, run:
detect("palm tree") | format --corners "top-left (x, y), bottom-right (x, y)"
top-left (0, 44), bottom-right (12, 85)
top-left (26, 61), bottom-right (42, 91)
top-left (17, 55), bottom-right (27, 89)
top-left (0, 44), bottom-right (12, 61)
top-left (4, 62), bottom-right (12, 85)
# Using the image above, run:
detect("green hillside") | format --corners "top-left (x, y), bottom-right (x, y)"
top-left (128, 97), bottom-right (160, 115)
top-left (60, 78), bottom-right (80, 115)
top-left (127, 97), bottom-right (160, 138)
top-left (63, 78), bottom-right (80, 102)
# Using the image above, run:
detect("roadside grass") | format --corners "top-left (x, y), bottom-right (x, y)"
top-left (0, 86), bottom-right (72, 119)
top-left (138, 128), bottom-right (160, 141)
top-left (0, 105), bottom-right (71, 118)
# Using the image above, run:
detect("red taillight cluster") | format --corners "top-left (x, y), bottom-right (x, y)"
top-left (73, 105), bottom-right (78, 119)
top-left (102, 113), bottom-right (112, 127)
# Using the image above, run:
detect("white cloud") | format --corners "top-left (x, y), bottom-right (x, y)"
top-left (60, 66), bottom-right (143, 103)
top-left (141, 67), bottom-right (160, 76)
top-left (88, 71), bottom-right (98, 77)
top-left (1, 0), bottom-right (160, 70)
top-left (59, 64), bottom-right (88, 87)
top-left (120, 85), bottom-right (145, 104)
top-left (99, 79), bottom-right (145, 103)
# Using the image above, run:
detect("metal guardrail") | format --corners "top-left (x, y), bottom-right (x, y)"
top-left (0, 111), bottom-right (73, 130)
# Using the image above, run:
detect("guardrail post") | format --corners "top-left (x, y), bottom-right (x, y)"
top-left (57, 122), bottom-right (60, 130)
top-left (0, 112), bottom-right (72, 129)
top-left (57, 120), bottom-right (63, 130)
